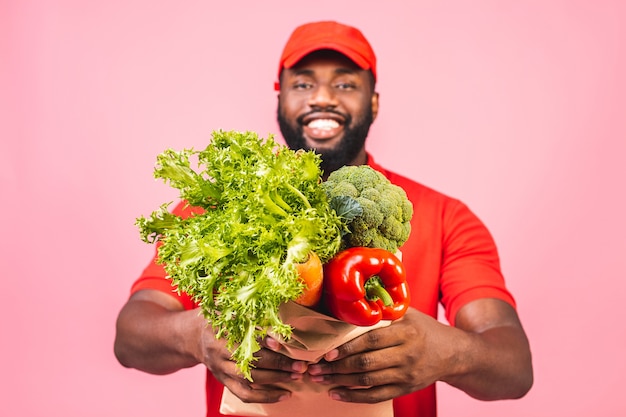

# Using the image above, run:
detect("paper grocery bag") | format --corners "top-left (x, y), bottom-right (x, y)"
top-left (220, 301), bottom-right (393, 417)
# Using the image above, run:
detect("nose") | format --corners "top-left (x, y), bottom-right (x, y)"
top-left (307, 84), bottom-right (338, 109)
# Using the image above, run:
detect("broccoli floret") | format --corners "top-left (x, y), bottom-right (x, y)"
top-left (326, 181), bottom-right (359, 199)
top-left (327, 164), bottom-right (383, 190)
top-left (360, 187), bottom-right (381, 203)
top-left (348, 219), bottom-right (377, 247)
top-left (355, 196), bottom-right (384, 228)
top-left (401, 198), bottom-right (414, 222)
top-left (380, 216), bottom-right (409, 246)
top-left (324, 165), bottom-right (413, 253)
top-left (370, 234), bottom-right (396, 253)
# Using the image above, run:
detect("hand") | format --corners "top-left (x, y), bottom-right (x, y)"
top-left (115, 289), bottom-right (310, 404)
top-left (199, 329), bottom-right (309, 404)
top-left (305, 307), bottom-right (447, 403)
top-left (306, 299), bottom-right (533, 403)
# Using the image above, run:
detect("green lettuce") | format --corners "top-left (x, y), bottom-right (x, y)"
top-left (136, 130), bottom-right (344, 380)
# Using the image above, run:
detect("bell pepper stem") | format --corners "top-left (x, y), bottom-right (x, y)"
top-left (364, 276), bottom-right (394, 307)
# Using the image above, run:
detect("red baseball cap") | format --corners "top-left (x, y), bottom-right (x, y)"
top-left (276, 21), bottom-right (377, 89)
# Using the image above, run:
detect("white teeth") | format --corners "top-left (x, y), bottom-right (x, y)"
top-left (308, 119), bottom-right (339, 130)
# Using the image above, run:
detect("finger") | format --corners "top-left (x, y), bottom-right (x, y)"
top-left (328, 383), bottom-right (401, 404)
top-left (223, 376), bottom-right (292, 404)
top-left (260, 336), bottom-right (308, 373)
top-left (326, 326), bottom-right (402, 362)
top-left (260, 335), bottom-right (284, 353)
top-left (248, 365), bottom-right (306, 386)
top-left (253, 347), bottom-right (308, 374)
top-left (218, 358), bottom-right (297, 403)
top-left (310, 364), bottom-right (405, 388)
top-left (311, 347), bottom-right (398, 376)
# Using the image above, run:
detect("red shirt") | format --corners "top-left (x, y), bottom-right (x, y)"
top-left (131, 155), bottom-right (515, 417)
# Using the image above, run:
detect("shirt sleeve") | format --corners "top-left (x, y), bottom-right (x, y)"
top-left (128, 201), bottom-right (202, 311)
top-left (130, 253), bottom-right (197, 310)
top-left (439, 200), bottom-right (516, 326)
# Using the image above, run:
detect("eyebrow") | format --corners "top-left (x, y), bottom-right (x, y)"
top-left (288, 67), bottom-right (360, 79)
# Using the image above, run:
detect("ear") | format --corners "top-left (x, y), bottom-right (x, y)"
top-left (371, 92), bottom-right (380, 121)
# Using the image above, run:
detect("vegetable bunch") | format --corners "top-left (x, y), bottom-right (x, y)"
top-left (136, 130), bottom-right (344, 380)
top-left (322, 165), bottom-right (414, 327)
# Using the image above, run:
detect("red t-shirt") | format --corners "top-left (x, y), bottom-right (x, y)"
top-left (130, 155), bottom-right (515, 417)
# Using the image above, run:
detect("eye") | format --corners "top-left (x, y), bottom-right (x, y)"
top-left (291, 81), bottom-right (313, 90)
top-left (334, 81), bottom-right (357, 90)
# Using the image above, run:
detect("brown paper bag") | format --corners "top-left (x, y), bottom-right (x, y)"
top-left (219, 301), bottom-right (394, 417)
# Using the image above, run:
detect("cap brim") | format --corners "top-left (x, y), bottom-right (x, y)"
top-left (282, 43), bottom-right (371, 72)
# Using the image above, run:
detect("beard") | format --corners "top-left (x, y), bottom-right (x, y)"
top-left (277, 104), bottom-right (374, 175)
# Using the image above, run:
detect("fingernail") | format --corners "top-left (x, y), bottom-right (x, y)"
top-left (325, 349), bottom-right (338, 361)
top-left (291, 361), bottom-right (307, 373)
top-left (309, 374), bottom-right (324, 383)
top-left (307, 364), bottom-right (321, 375)
top-left (329, 391), bottom-right (342, 401)
top-left (266, 337), bottom-right (279, 350)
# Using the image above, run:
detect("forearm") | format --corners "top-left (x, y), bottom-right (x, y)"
top-left (114, 294), bottom-right (205, 375)
top-left (438, 298), bottom-right (533, 400)
top-left (442, 324), bottom-right (533, 400)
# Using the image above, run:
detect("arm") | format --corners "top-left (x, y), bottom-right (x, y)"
top-left (114, 289), bottom-right (205, 375)
top-left (442, 298), bottom-right (533, 400)
top-left (305, 298), bottom-right (533, 403)
top-left (114, 289), bottom-right (308, 402)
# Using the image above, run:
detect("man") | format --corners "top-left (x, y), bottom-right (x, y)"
top-left (114, 21), bottom-right (533, 417)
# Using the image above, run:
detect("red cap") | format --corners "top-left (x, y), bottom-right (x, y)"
top-left (276, 21), bottom-right (377, 87)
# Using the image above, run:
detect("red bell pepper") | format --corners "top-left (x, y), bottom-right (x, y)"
top-left (323, 247), bottom-right (410, 326)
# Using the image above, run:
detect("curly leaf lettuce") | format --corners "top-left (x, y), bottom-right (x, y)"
top-left (136, 130), bottom-right (344, 380)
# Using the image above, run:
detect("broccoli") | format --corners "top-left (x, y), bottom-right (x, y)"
top-left (323, 165), bottom-right (414, 253)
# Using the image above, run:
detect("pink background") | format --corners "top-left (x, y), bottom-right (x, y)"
top-left (2, 1), bottom-right (625, 415)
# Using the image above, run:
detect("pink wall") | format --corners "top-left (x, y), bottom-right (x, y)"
top-left (2, 1), bottom-right (625, 415)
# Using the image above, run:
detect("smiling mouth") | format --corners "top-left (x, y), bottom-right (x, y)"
top-left (308, 118), bottom-right (339, 130)
top-left (303, 116), bottom-right (344, 140)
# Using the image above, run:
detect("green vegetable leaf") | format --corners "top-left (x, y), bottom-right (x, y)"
top-left (136, 130), bottom-right (344, 380)
top-left (329, 195), bottom-right (363, 225)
